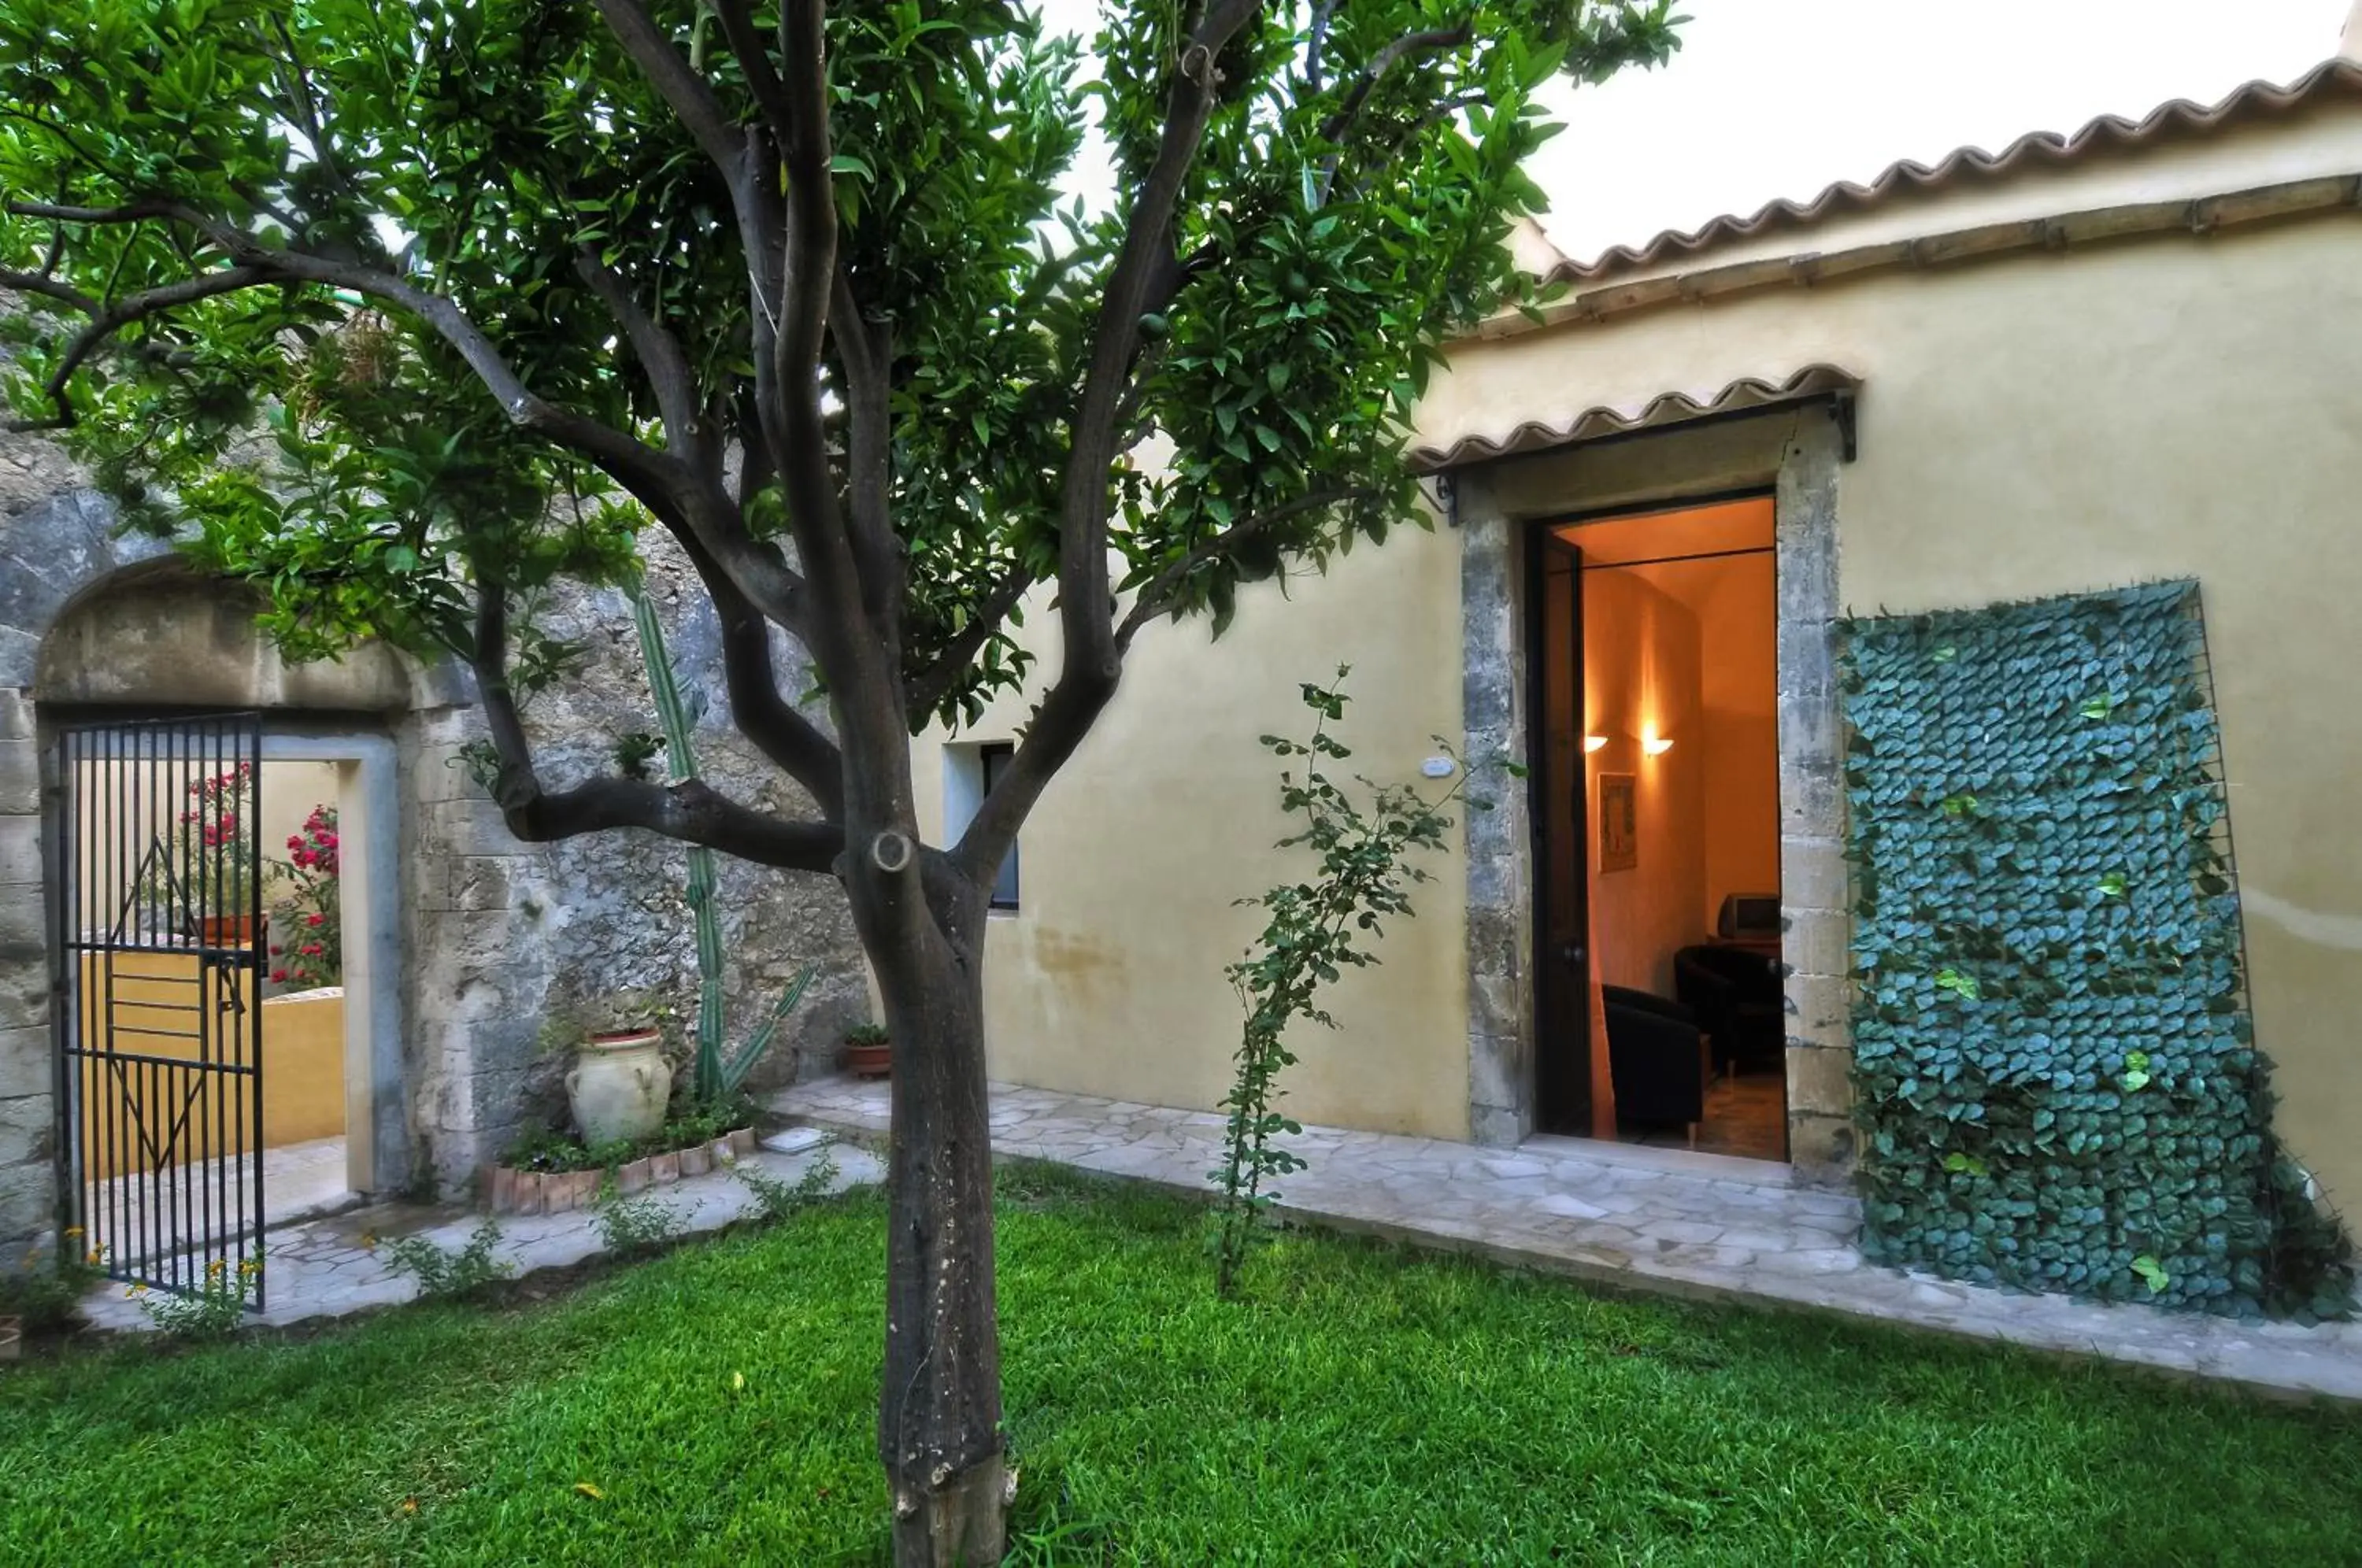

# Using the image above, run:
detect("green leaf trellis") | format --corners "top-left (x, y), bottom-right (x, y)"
top-left (1839, 581), bottom-right (2353, 1322)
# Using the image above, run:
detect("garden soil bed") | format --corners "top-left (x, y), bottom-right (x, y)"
top-left (483, 1127), bottom-right (758, 1215)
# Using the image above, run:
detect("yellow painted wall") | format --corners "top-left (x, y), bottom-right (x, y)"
top-left (1580, 569), bottom-right (1703, 997)
top-left (1625, 554), bottom-right (1780, 932)
top-left (76, 952), bottom-right (344, 1176)
top-left (913, 112), bottom-right (2362, 1189)
top-left (912, 527), bottom-right (1471, 1139)
top-left (1420, 162), bottom-right (2362, 1204)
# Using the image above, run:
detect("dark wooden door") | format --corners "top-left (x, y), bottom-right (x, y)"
top-left (1530, 531), bottom-right (1593, 1134)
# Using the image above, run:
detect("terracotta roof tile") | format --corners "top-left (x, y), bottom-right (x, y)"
top-left (1548, 59), bottom-right (2362, 286)
top-left (1407, 363), bottom-right (1857, 473)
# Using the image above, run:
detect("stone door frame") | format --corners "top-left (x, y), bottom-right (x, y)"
top-left (257, 730), bottom-right (411, 1195)
top-left (1455, 403), bottom-right (1855, 1177)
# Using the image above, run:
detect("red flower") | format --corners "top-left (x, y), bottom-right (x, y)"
top-left (269, 969), bottom-right (288, 983)
top-left (269, 944), bottom-right (283, 956)
top-left (305, 912), bottom-right (326, 927)
top-left (299, 943), bottom-right (324, 957)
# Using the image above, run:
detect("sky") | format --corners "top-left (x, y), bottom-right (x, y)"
top-left (1033, 0), bottom-right (2353, 262)
top-left (1525, 0), bottom-right (2352, 267)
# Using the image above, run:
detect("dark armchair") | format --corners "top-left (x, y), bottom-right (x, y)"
top-left (1601, 985), bottom-right (1705, 1133)
top-left (1675, 945), bottom-right (1785, 1074)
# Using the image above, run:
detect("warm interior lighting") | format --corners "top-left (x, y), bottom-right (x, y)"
top-left (1642, 734), bottom-right (1673, 756)
top-left (1583, 735), bottom-right (1609, 753)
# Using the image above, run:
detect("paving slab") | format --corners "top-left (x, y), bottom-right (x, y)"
top-left (80, 1140), bottom-right (876, 1333)
top-left (773, 1074), bottom-right (2362, 1403)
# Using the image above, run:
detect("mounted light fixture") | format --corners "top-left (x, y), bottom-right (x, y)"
top-left (1642, 734), bottom-right (1674, 757)
top-left (1583, 735), bottom-right (1609, 754)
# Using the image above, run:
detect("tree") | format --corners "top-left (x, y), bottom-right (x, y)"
top-left (0, 0), bottom-right (1679, 1559)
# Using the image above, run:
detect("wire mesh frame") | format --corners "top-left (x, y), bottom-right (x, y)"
top-left (2178, 586), bottom-right (2257, 1022)
top-left (52, 712), bottom-right (268, 1308)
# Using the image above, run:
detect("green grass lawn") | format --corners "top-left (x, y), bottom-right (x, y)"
top-left (4, 1167), bottom-right (2359, 1566)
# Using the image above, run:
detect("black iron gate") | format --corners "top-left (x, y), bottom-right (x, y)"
top-left (54, 713), bottom-right (267, 1307)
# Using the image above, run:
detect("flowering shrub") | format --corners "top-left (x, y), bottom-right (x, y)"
top-left (268, 804), bottom-right (342, 989)
top-left (143, 763), bottom-right (258, 916)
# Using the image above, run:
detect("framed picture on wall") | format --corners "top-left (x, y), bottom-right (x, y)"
top-left (1597, 772), bottom-right (1638, 872)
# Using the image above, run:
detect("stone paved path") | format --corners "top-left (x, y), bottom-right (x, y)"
top-left (81, 1133), bottom-right (872, 1332)
top-left (775, 1075), bottom-right (2362, 1403)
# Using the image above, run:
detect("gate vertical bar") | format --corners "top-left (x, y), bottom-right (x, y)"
top-left (246, 719), bottom-right (265, 1306)
top-left (56, 712), bottom-right (268, 1304)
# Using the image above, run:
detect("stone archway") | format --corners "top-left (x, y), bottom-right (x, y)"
top-left (1, 483), bottom-right (439, 1255)
top-left (1, 468), bottom-right (871, 1259)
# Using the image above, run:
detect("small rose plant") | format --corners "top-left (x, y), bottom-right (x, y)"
top-left (267, 804), bottom-right (342, 990)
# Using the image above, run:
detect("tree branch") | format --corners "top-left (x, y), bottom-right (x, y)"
top-left (772, 0), bottom-right (839, 464)
top-left (833, 267), bottom-right (898, 625)
top-left (573, 246), bottom-right (703, 462)
top-left (1304, 0), bottom-right (1338, 92)
top-left (2, 264), bottom-right (272, 431)
top-left (761, 0), bottom-right (911, 770)
top-left (589, 0), bottom-right (746, 176)
top-left (711, 0), bottom-right (795, 149)
top-left (33, 197), bottom-right (811, 638)
top-left (905, 565), bottom-right (1038, 723)
top-left (472, 582), bottom-right (840, 873)
top-left (6, 198), bottom-right (176, 225)
top-left (955, 0), bottom-right (1267, 884)
top-left (1319, 24), bottom-right (1473, 142)
top-left (1113, 487), bottom-right (1377, 651)
top-left (670, 526), bottom-right (848, 820)
top-left (0, 268), bottom-right (95, 313)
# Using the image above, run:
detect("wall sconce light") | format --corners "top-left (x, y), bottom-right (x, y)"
top-left (1583, 735), bottom-right (1609, 754)
top-left (1642, 734), bottom-right (1674, 757)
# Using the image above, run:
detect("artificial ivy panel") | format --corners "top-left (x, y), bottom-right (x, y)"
top-left (1839, 581), bottom-right (2352, 1321)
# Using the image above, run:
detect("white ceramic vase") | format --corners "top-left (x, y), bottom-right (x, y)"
top-left (566, 1030), bottom-right (672, 1146)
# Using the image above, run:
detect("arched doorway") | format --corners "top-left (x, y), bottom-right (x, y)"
top-left (2, 525), bottom-right (422, 1278)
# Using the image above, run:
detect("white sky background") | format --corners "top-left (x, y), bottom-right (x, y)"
top-left (1034, 0), bottom-right (2353, 262)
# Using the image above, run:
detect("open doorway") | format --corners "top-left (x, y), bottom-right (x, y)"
top-left (253, 757), bottom-right (358, 1222)
top-left (58, 720), bottom-right (389, 1299)
top-left (1530, 495), bottom-right (1786, 1160)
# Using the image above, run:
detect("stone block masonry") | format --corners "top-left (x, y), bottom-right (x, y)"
top-left (0, 424), bottom-right (868, 1255)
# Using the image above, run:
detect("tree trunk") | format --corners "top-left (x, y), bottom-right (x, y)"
top-left (861, 863), bottom-right (1007, 1567)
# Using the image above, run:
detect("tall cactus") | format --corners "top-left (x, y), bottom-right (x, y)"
top-left (631, 585), bottom-right (816, 1104)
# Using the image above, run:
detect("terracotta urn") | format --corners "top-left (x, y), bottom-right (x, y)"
top-left (845, 1038), bottom-right (892, 1079)
top-left (565, 1030), bottom-right (672, 1147)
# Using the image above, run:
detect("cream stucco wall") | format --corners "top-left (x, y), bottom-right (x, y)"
top-left (911, 525), bottom-right (1472, 1139)
top-left (1420, 188), bottom-right (2362, 1205)
top-left (913, 107), bottom-right (2362, 1196)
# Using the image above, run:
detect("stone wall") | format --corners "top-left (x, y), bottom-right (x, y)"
top-left (404, 538), bottom-right (869, 1186)
top-left (0, 427), bottom-right (867, 1250)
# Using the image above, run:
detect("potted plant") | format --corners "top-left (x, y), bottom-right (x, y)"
top-left (562, 991), bottom-right (674, 1147)
top-left (152, 763), bottom-right (262, 946)
top-left (843, 1022), bottom-right (891, 1079)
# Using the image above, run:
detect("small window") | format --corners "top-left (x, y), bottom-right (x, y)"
top-left (979, 741), bottom-right (1020, 910)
